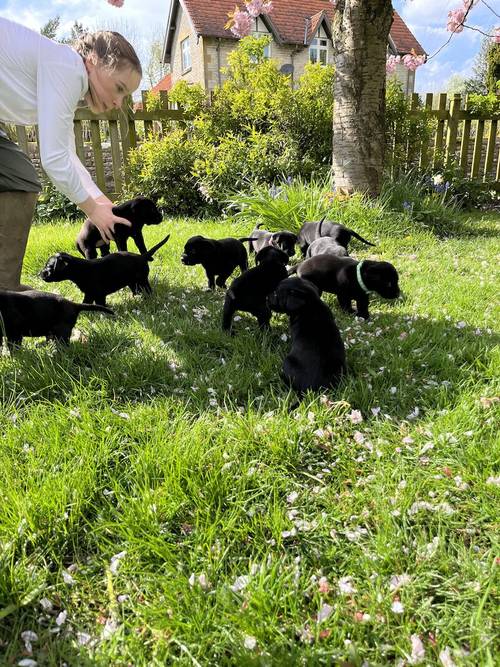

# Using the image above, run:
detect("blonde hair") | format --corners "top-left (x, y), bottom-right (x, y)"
top-left (73, 31), bottom-right (142, 76)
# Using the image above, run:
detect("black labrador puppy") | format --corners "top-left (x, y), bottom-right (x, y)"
top-left (249, 223), bottom-right (297, 258)
top-left (297, 218), bottom-right (375, 257)
top-left (0, 289), bottom-right (112, 348)
top-left (289, 255), bottom-right (400, 319)
top-left (76, 196), bottom-right (163, 259)
top-left (306, 236), bottom-right (349, 258)
top-left (222, 246), bottom-right (289, 333)
top-left (267, 277), bottom-right (346, 394)
top-left (181, 235), bottom-right (256, 290)
top-left (40, 234), bottom-right (170, 305)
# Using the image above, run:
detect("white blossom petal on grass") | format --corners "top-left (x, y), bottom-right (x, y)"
top-left (109, 551), bottom-right (127, 574)
top-left (338, 576), bottom-right (356, 595)
top-left (389, 574), bottom-right (412, 591)
top-left (286, 491), bottom-right (299, 504)
top-left (230, 575), bottom-right (250, 592)
top-left (317, 603), bottom-right (334, 623)
top-left (39, 598), bottom-right (53, 611)
top-left (391, 600), bottom-right (404, 614)
top-left (76, 632), bottom-right (92, 646)
top-left (486, 476), bottom-right (500, 486)
top-left (62, 570), bottom-right (76, 586)
top-left (408, 634), bottom-right (425, 664)
top-left (347, 410), bottom-right (363, 424)
top-left (110, 408), bottom-right (130, 420)
top-left (243, 635), bottom-right (257, 649)
top-left (101, 618), bottom-right (119, 640)
top-left (439, 647), bottom-right (457, 667)
top-left (20, 631), bottom-right (38, 654)
top-left (55, 610), bottom-right (67, 626)
top-left (18, 660), bottom-right (38, 667)
top-left (409, 501), bottom-right (455, 516)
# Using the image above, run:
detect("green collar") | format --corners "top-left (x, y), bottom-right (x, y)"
top-left (356, 261), bottom-right (371, 294)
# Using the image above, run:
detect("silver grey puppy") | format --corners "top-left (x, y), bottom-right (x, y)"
top-left (306, 237), bottom-right (349, 258)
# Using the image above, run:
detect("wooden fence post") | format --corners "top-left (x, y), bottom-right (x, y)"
top-left (459, 94), bottom-right (472, 176)
top-left (445, 93), bottom-right (461, 167)
top-left (419, 92), bottom-right (433, 171)
top-left (433, 93), bottom-right (447, 169)
top-left (483, 117), bottom-right (498, 182)
top-left (142, 90), bottom-right (154, 138)
top-left (160, 91), bottom-right (169, 136)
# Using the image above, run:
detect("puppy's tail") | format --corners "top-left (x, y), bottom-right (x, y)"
top-left (316, 216), bottom-right (326, 239)
top-left (349, 229), bottom-right (375, 246)
top-left (145, 234), bottom-right (171, 261)
top-left (77, 304), bottom-right (114, 316)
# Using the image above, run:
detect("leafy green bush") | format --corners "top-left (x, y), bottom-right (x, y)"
top-left (125, 129), bottom-right (206, 216)
top-left (35, 179), bottom-right (83, 223)
top-left (192, 129), bottom-right (301, 204)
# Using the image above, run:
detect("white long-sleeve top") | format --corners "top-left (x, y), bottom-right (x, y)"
top-left (0, 17), bottom-right (103, 204)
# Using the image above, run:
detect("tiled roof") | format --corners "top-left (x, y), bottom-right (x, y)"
top-left (164, 0), bottom-right (425, 58)
top-left (151, 73), bottom-right (173, 92)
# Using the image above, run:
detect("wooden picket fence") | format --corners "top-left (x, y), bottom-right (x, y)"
top-left (8, 91), bottom-right (500, 199)
top-left (10, 91), bottom-right (184, 200)
top-left (388, 92), bottom-right (500, 187)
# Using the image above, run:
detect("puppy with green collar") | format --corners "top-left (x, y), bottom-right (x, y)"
top-left (288, 256), bottom-right (400, 319)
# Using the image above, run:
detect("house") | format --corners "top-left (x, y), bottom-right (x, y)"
top-left (161, 0), bottom-right (426, 96)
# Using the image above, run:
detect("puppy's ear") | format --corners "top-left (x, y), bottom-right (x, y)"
top-left (284, 288), bottom-right (307, 312)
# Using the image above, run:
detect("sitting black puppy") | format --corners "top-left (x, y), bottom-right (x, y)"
top-left (289, 255), bottom-right (400, 319)
top-left (40, 234), bottom-right (170, 306)
top-left (222, 246), bottom-right (289, 333)
top-left (297, 218), bottom-right (375, 257)
top-left (0, 289), bottom-right (113, 348)
top-left (249, 223), bottom-right (297, 258)
top-left (76, 196), bottom-right (163, 259)
top-left (267, 277), bottom-right (346, 394)
top-left (181, 235), bottom-right (256, 290)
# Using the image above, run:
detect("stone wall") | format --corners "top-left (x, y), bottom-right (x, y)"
top-left (28, 142), bottom-right (118, 194)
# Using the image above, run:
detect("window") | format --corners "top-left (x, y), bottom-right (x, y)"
top-left (181, 37), bottom-right (191, 72)
top-left (252, 17), bottom-right (271, 59)
top-left (309, 37), bottom-right (328, 65)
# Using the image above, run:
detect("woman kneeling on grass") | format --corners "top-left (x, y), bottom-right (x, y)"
top-left (0, 17), bottom-right (142, 291)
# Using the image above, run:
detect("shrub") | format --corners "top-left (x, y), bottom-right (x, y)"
top-left (35, 179), bottom-right (83, 223)
top-left (125, 129), bottom-right (206, 216)
top-left (192, 129), bottom-right (301, 205)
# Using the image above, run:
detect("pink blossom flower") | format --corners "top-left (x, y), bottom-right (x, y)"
top-left (493, 28), bottom-right (500, 44)
top-left (226, 8), bottom-right (254, 37)
top-left (386, 55), bottom-right (401, 74)
top-left (462, 0), bottom-right (479, 10)
top-left (402, 53), bottom-right (426, 71)
top-left (245, 0), bottom-right (273, 18)
top-left (318, 576), bottom-right (330, 594)
top-left (447, 7), bottom-right (466, 33)
top-left (347, 409), bottom-right (363, 424)
top-left (107, 0), bottom-right (124, 7)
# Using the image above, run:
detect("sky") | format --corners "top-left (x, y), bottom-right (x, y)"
top-left (0, 0), bottom-right (497, 93)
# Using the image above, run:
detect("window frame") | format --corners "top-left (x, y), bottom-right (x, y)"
top-left (181, 36), bottom-right (192, 73)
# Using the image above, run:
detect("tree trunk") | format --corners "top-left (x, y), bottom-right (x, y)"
top-left (331, 0), bottom-right (393, 196)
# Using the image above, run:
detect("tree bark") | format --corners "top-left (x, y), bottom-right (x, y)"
top-left (331, 0), bottom-right (393, 196)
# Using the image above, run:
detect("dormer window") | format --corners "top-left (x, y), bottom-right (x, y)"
top-left (309, 25), bottom-right (329, 65)
top-left (181, 36), bottom-right (191, 72)
top-left (253, 16), bottom-right (271, 58)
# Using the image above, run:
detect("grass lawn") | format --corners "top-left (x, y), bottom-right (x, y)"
top-left (0, 210), bottom-right (499, 666)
